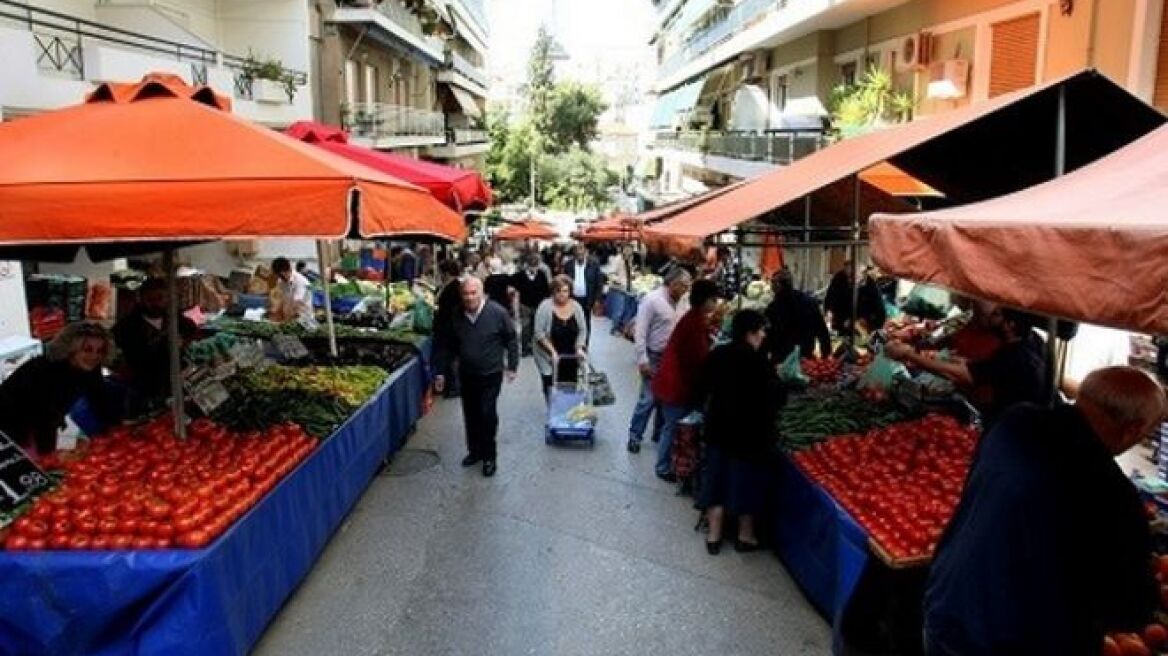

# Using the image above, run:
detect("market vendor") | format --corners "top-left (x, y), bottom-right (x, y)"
top-left (924, 366), bottom-right (1165, 655)
top-left (113, 278), bottom-right (199, 415)
top-left (0, 322), bottom-right (121, 456)
top-left (885, 307), bottom-right (1047, 427)
top-left (271, 257), bottom-right (314, 323)
top-left (763, 268), bottom-right (831, 362)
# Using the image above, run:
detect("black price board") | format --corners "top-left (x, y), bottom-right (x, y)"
top-left (0, 430), bottom-right (54, 521)
top-left (272, 334), bottom-right (309, 360)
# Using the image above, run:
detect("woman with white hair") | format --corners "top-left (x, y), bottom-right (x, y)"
top-left (0, 322), bottom-right (121, 456)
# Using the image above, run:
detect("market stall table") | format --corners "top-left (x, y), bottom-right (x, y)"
top-left (0, 349), bottom-right (429, 656)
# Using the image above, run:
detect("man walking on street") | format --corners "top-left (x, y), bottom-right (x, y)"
top-left (511, 253), bottom-right (551, 357)
top-left (563, 243), bottom-right (604, 347)
top-left (433, 277), bottom-right (519, 477)
top-left (627, 268), bottom-right (692, 454)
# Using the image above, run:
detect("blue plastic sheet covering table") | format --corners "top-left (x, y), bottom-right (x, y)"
top-left (0, 354), bottom-right (429, 656)
top-left (772, 452), bottom-right (870, 653)
top-left (603, 289), bottom-right (638, 333)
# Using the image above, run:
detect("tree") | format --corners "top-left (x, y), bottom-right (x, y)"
top-left (484, 109), bottom-right (537, 204)
top-left (547, 81), bottom-right (608, 153)
top-left (526, 26), bottom-right (556, 146)
top-left (539, 147), bottom-right (619, 211)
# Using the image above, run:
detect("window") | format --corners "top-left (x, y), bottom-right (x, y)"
top-left (344, 60), bottom-right (357, 106)
top-left (770, 73), bottom-right (788, 112)
top-left (840, 61), bottom-right (858, 87)
top-left (864, 51), bottom-right (884, 74)
top-left (989, 13), bottom-right (1040, 98)
top-left (363, 64), bottom-right (377, 103)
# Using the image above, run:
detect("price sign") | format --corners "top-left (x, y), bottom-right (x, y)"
top-left (272, 334), bottom-right (309, 360)
top-left (0, 430), bottom-right (54, 522)
top-left (182, 365), bottom-right (230, 415)
top-left (229, 340), bottom-right (267, 370)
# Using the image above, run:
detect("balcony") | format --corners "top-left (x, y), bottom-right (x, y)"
top-left (426, 127), bottom-right (489, 159)
top-left (451, 0), bottom-right (488, 37)
top-left (653, 129), bottom-right (826, 164)
top-left (0, 0), bottom-right (310, 124)
top-left (445, 49), bottom-right (488, 90)
top-left (659, 0), bottom-right (779, 80)
top-left (452, 128), bottom-right (487, 144)
top-left (334, 0), bottom-right (446, 65)
top-left (343, 102), bottom-right (447, 148)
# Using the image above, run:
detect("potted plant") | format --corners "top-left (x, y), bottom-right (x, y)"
top-left (240, 52), bottom-right (297, 104)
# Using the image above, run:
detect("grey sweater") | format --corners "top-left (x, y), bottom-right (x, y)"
top-left (434, 300), bottom-right (519, 377)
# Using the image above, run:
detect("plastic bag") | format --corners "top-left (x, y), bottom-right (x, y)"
top-left (412, 292), bottom-right (434, 333)
top-left (902, 284), bottom-right (952, 320)
top-left (778, 346), bottom-right (809, 385)
top-left (858, 353), bottom-right (910, 392)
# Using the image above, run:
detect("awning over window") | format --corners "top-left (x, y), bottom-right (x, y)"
top-left (649, 77), bottom-right (706, 129)
top-left (450, 86), bottom-right (482, 118)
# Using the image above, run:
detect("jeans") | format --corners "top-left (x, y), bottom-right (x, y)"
top-left (656, 404), bottom-right (688, 476)
top-left (628, 352), bottom-right (663, 444)
top-left (460, 370), bottom-right (503, 461)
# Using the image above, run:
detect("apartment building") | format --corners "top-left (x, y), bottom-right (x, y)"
top-left (642, 0), bottom-right (1168, 203)
top-left (0, 0), bottom-right (314, 125)
top-left (319, 0), bottom-right (490, 168)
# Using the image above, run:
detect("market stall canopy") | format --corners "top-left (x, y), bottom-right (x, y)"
top-left (0, 73), bottom-right (466, 252)
top-left (635, 180), bottom-right (748, 224)
top-left (859, 162), bottom-right (941, 198)
top-left (284, 120), bottom-right (492, 212)
top-left (871, 123), bottom-right (1168, 335)
top-left (494, 220), bottom-right (559, 241)
top-left (644, 70), bottom-right (1164, 245)
top-left (576, 214), bottom-right (642, 242)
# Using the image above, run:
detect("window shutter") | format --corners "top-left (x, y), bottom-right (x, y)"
top-left (989, 13), bottom-right (1040, 98)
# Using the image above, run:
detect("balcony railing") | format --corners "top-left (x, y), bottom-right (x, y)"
top-left (452, 0), bottom-right (488, 37)
top-left (0, 0), bottom-right (306, 97)
top-left (451, 128), bottom-right (488, 144)
top-left (344, 102), bottom-right (446, 141)
top-left (658, 0), bottom-right (782, 80)
top-left (447, 50), bottom-right (488, 89)
top-left (653, 129), bottom-right (827, 165)
top-left (339, 0), bottom-right (445, 59)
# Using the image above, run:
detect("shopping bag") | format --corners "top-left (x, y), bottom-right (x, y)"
top-left (412, 292), bottom-right (434, 333)
top-left (777, 346), bottom-right (809, 386)
top-left (588, 370), bottom-right (616, 406)
top-left (672, 412), bottom-right (703, 479)
top-left (858, 353), bottom-right (910, 392)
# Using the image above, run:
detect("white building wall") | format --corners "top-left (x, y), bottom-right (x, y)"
top-left (216, 0), bottom-right (311, 71)
top-left (0, 263), bottom-right (30, 339)
top-left (92, 4), bottom-right (216, 48)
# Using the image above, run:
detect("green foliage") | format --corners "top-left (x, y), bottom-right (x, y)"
top-left (547, 81), bottom-right (608, 153)
top-left (539, 148), bottom-right (618, 211)
top-left (829, 67), bottom-right (916, 139)
top-left (527, 26), bottom-right (556, 142)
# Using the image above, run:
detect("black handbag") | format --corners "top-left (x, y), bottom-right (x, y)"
top-left (587, 371), bottom-right (616, 406)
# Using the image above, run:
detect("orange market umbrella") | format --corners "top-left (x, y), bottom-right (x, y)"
top-left (576, 214), bottom-right (642, 243)
top-left (0, 73), bottom-right (466, 247)
top-left (495, 220), bottom-right (559, 241)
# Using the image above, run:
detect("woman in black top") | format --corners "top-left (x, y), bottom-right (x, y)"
top-left (0, 322), bottom-right (120, 456)
top-left (699, 309), bottom-right (783, 555)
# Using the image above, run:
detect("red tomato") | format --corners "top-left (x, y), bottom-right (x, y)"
top-left (47, 533), bottom-right (71, 550)
top-left (68, 534), bottom-right (92, 550)
top-left (26, 538), bottom-right (46, 550)
top-left (90, 535), bottom-right (111, 550)
top-left (1142, 625), bottom-right (1168, 649)
top-left (176, 529), bottom-right (211, 549)
top-left (5, 535), bottom-right (29, 550)
top-left (117, 518), bottom-right (140, 535)
top-left (1116, 635), bottom-right (1150, 656)
top-left (132, 536), bottom-right (154, 550)
top-left (110, 535), bottom-right (133, 550)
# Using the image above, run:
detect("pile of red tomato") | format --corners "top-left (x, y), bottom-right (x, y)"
top-left (3, 416), bottom-right (314, 551)
top-left (792, 413), bottom-right (979, 561)
top-left (801, 357), bottom-right (842, 385)
top-left (1101, 556), bottom-right (1168, 655)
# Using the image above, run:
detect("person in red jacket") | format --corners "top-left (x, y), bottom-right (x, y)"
top-left (651, 279), bottom-right (720, 482)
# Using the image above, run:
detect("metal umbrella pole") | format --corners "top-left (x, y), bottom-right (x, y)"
top-left (163, 249), bottom-right (186, 440)
top-left (317, 240), bottom-right (338, 358)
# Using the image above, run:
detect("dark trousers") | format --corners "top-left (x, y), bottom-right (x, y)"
top-left (573, 296), bottom-right (593, 347)
top-left (460, 370), bottom-right (503, 461)
top-left (519, 305), bottom-right (536, 356)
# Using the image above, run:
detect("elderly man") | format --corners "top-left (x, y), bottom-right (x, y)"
top-left (924, 366), bottom-right (1166, 655)
top-left (563, 243), bottom-right (604, 347)
top-left (627, 267), bottom-right (692, 454)
top-left (433, 277), bottom-right (519, 478)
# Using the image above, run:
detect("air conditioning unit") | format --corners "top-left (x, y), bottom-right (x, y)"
top-left (926, 59), bottom-right (971, 99)
top-left (895, 31), bottom-right (933, 72)
top-left (738, 50), bottom-right (769, 81)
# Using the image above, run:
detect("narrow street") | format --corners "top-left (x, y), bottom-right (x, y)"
top-left (255, 317), bottom-right (831, 656)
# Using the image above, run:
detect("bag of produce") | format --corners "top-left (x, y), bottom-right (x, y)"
top-left (858, 353), bottom-right (909, 392)
top-left (778, 346), bottom-right (809, 385)
top-left (412, 293), bottom-right (434, 334)
top-left (902, 284), bottom-right (952, 320)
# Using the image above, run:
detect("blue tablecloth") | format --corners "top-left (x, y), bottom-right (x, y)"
top-left (603, 290), bottom-right (638, 333)
top-left (0, 355), bottom-right (428, 656)
top-left (772, 453), bottom-right (870, 653)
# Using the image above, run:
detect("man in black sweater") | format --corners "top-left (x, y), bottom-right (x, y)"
top-left (433, 276), bottom-right (519, 477)
top-left (510, 253), bottom-right (550, 357)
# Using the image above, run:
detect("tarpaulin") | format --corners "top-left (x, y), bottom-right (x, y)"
top-left (0, 353), bottom-right (427, 655)
top-left (871, 124), bottom-right (1168, 335)
top-left (285, 121), bottom-right (493, 212)
top-left (0, 73), bottom-right (465, 244)
top-left (494, 220), bottom-right (559, 241)
top-left (772, 454), bottom-right (869, 654)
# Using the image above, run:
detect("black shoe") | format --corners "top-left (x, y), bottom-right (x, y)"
top-left (626, 440), bottom-right (640, 454)
top-left (482, 460), bottom-right (497, 477)
top-left (705, 539), bottom-right (722, 556)
top-left (734, 539), bottom-right (762, 553)
top-left (461, 454), bottom-right (481, 467)
top-left (651, 434), bottom-right (660, 443)
top-left (656, 471), bottom-right (677, 483)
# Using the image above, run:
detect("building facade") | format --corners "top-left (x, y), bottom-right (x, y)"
top-left (642, 0), bottom-right (1168, 204)
top-left (318, 0), bottom-right (490, 168)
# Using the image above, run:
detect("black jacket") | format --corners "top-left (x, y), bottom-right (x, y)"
top-left (563, 258), bottom-right (605, 306)
top-left (113, 310), bottom-right (179, 396)
top-left (433, 300), bottom-right (519, 377)
top-left (510, 269), bottom-right (551, 310)
top-left (764, 290), bottom-right (832, 361)
top-left (0, 357), bottom-right (119, 453)
top-left (700, 343), bottom-right (784, 460)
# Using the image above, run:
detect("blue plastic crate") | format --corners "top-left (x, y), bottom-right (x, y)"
top-left (237, 293), bottom-right (268, 309)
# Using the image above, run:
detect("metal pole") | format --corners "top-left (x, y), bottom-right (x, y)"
top-left (849, 174), bottom-right (861, 349)
top-left (803, 194), bottom-right (811, 289)
top-left (1047, 85), bottom-right (1068, 404)
top-left (317, 240), bottom-right (338, 358)
top-left (164, 249), bottom-right (186, 440)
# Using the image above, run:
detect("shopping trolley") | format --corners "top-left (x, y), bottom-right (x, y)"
top-left (545, 354), bottom-right (596, 447)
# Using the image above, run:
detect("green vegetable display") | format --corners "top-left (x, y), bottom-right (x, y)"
top-left (244, 366), bottom-right (388, 407)
top-left (208, 317), bottom-right (427, 346)
top-left (777, 390), bottom-right (912, 451)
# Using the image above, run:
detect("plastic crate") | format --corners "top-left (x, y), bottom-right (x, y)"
top-left (237, 293), bottom-right (269, 310)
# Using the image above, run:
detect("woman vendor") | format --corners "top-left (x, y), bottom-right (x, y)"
top-left (0, 322), bottom-right (121, 457)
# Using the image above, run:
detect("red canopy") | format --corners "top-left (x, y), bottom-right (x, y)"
top-left (285, 121), bottom-right (492, 212)
top-left (871, 123), bottom-right (1168, 335)
top-left (576, 214), bottom-right (642, 242)
top-left (495, 220), bottom-right (559, 241)
top-left (0, 74), bottom-right (465, 244)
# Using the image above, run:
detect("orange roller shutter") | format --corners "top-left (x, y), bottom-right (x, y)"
top-left (989, 13), bottom-right (1040, 98)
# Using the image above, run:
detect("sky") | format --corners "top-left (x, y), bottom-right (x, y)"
top-left (485, 0), bottom-right (657, 102)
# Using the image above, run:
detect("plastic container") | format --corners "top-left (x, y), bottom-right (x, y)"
top-left (237, 293), bottom-right (269, 310)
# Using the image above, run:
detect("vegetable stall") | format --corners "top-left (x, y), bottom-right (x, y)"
top-left (0, 73), bottom-right (463, 655)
